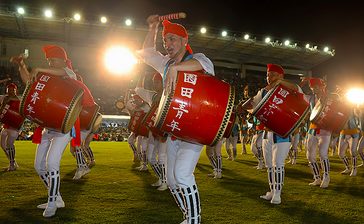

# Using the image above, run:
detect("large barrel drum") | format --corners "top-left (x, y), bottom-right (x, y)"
top-left (252, 84), bottom-right (310, 138)
top-left (20, 73), bottom-right (84, 133)
top-left (128, 110), bottom-right (149, 137)
top-left (310, 94), bottom-right (351, 133)
top-left (79, 103), bottom-right (101, 131)
top-left (0, 99), bottom-right (25, 130)
top-left (154, 71), bottom-right (235, 146)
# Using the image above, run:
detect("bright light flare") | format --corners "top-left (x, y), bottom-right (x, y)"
top-left (346, 88), bottom-right (364, 105)
top-left (104, 46), bottom-right (137, 75)
top-left (17, 7), bottom-right (25, 15)
top-left (44, 9), bottom-right (53, 18)
top-left (73, 13), bottom-right (81, 21)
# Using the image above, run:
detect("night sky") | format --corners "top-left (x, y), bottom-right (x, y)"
top-left (4, 0), bottom-right (364, 85)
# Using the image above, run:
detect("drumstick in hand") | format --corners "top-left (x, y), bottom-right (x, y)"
top-left (158, 12), bottom-right (186, 21)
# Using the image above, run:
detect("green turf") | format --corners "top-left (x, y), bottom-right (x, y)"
top-left (0, 141), bottom-right (363, 224)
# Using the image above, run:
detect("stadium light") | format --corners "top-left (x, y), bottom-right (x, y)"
top-left (44, 9), bottom-right (53, 18)
top-left (125, 19), bottom-right (132, 26)
top-left (104, 46), bottom-right (138, 75)
top-left (100, 16), bottom-right (108, 23)
top-left (243, 34), bottom-right (250, 40)
top-left (323, 46), bottom-right (329, 52)
top-left (346, 88), bottom-right (364, 105)
top-left (200, 27), bottom-right (207, 34)
top-left (73, 13), bottom-right (81, 21)
top-left (305, 43), bottom-right (310, 49)
top-left (221, 30), bottom-right (227, 37)
top-left (284, 40), bottom-right (290, 46)
top-left (264, 37), bottom-right (271, 43)
top-left (17, 7), bottom-right (25, 15)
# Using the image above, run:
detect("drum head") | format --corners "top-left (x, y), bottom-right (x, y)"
top-left (115, 100), bottom-right (125, 110)
top-left (91, 113), bottom-right (103, 133)
top-left (309, 99), bottom-right (324, 122)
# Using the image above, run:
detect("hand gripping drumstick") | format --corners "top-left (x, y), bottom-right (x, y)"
top-left (157, 12), bottom-right (187, 21)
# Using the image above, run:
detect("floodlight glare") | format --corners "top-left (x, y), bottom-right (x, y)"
top-left (100, 16), bottom-right (107, 23)
top-left (244, 34), bottom-right (249, 40)
top-left (221, 31), bottom-right (227, 37)
top-left (44, 9), bottom-right (53, 18)
top-left (125, 19), bottom-right (132, 26)
top-left (104, 46), bottom-right (138, 75)
top-left (73, 13), bottom-right (81, 21)
top-left (17, 7), bottom-right (25, 15)
top-left (200, 27), bottom-right (207, 34)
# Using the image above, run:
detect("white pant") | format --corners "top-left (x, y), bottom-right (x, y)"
top-left (262, 132), bottom-right (291, 168)
top-left (306, 132), bottom-right (331, 163)
top-left (338, 134), bottom-right (359, 158)
top-left (166, 137), bottom-right (202, 189)
top-left (1, 128), bottom-right (19, 149)
top-left (251, 132), bottom-right (263, 157)
top-left (34, 129), bottom-right (72, 174)
top-left (147, 133), bottom-right (167, 165)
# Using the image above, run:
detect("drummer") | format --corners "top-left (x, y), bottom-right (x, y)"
top-left (304, 78), bottom-right (332, 188)
top-left (240, 64), bottom-right (304, 205)
top-left (137, 15), bottom-right (214, 224)
top-left (11, 45), bottom-right (94, 217)
top-left (0, 83), bottom-right (22, 171)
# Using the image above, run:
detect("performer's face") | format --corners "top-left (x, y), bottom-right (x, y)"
top-left (266, 71), bottom-right (282, 85)
top-left (163, 33), bottom-right (187, 59)
top-left (47, 58), bottom-right (66, 68)
top-left (7, 87), bottom-right (17, 96)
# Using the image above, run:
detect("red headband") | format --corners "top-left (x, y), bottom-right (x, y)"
top-left (42, 45), bottom-right (68, 60)
top-left (267, 64), bottom-right (284, 75)
top-left (162, 20), bottom-right (193, 54)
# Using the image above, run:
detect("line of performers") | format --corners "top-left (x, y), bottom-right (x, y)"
top-left (121, 16), bottom-right (363, 224)
top-left (1, 45), bottom-right (101, 218)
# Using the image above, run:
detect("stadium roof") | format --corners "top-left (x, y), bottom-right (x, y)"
top-left (0, 11), bottom-right (333, 71)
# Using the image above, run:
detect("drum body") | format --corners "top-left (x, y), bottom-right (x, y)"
top-left (0, 99), bottom-right (25, 130)
top-left (155, 71), bottom-right (235, 146)
top-left (128, 110), bottom-right (149, 137)
top-left (252, 84), bottom-right (310, 138)
top-left (142, 102), bottom-right (165, 137)
top-left (79, 103), bottom-right (101, 131)
top-left (310, 94), bottom-right (350, 133)
top-left (20, 73), bottom-right (84, 133)
top-left (223, 111), bottom-right (236, 138)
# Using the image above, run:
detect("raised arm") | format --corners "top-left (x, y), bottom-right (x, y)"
top-left (143, 15), bottom-right (160, 49)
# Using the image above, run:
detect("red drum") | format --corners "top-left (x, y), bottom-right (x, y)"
top-left (128, 110), bottom-right (149, 137)
top-left (91, 112), bottom-right (103, 133)
top-left (310, 94), bottom-right (351, 133)
top-left (20, 73), bottom-right (84, 133)
top-left (79, 103), bottom-right (100, 131)
top-left (223, 111), bottom-right (236, 138)
top-left (252, 84), bottom-right (310, 138)
top-left (155, 71), bottom-right (235, 146)
top-left (142, 102), bottom-right (165, 137)
top-left (0, 99), bottom-right (25, 130)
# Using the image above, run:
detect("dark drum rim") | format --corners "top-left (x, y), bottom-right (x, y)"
top-left (19, 81), bottom-right (33, 117)
top-left (61, 89), bottom-right (84, 133)
top-left (210, 85), bottom-right (235, 146)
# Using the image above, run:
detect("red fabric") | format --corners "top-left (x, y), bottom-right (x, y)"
top-left (309, 78), bottom-right (325, 88)
top-left (256, 123), bottom-right (265, 131)
top-left (71, 118), bottom-right (81, 147)
top-left (162, 20), bottom-right (193, 54)
top-left (3, 124), bottom-right (9, 129)
top-left (42, 45), bottom-right (68, 60)
top-left (32, 126), bottom-right (44, 144)
top-left (162, 20), bottom-right (188, 38)
top-left (267, 64), bottom-right (284, 75)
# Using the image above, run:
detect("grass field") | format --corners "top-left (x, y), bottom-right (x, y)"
top-left (0, 141), bottom-right (363, 224)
